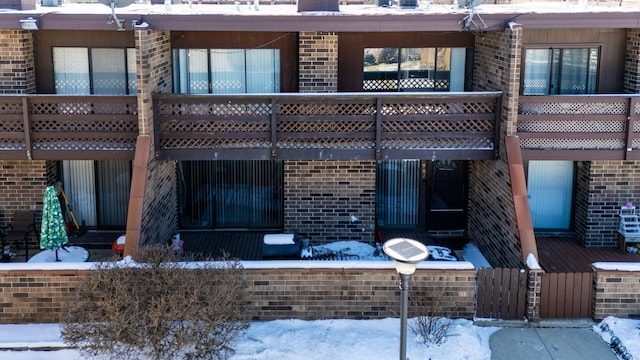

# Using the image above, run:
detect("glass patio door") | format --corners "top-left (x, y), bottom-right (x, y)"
top-left (376, 160), bottom-right (421, 228)
top-left (179, 160), bottom-right (283, 229)
top-left (528, 161), bottom-right (574, 230)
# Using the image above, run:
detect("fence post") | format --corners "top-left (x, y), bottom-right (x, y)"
top-left (526, 269), bottom-right (544, 322)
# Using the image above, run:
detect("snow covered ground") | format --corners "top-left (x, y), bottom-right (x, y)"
top-left (0, 316), bottom-right (638, 359)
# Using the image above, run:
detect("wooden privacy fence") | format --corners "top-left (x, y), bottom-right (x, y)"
top-left (540, 272), bottom-right (593, 319)
top-left (476, 268), bottom-right (527, 320)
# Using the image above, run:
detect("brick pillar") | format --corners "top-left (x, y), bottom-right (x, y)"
top-left (284, 160), bottom-right (376, 245)
top-left (125, 29), bottom-right (177, 256)
top-left (299, 32), bottom-right (338, 93)
top-left (0, 30), bottom-right (36, 94)
top-left (624, 29), bottom-right (640, 94)
top-left (467, 26), bottom-right (524, 268)
top-left (578, 161), bottom-right (640, 248)
top-left (526, 269), bottom-right (543, 322)
top-left (0, 30), bottom-right (43, 240)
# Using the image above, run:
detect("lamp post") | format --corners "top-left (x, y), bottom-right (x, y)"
top-left (382, 238), bottom-right (429, 360)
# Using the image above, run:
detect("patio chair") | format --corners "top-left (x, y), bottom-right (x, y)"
top-left (0, 210), bottom-right (36, 262)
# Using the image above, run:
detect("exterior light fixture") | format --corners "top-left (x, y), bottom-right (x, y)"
top-left (383, 238), bottom-right (429, 360)
top-left (19, 18), bottom-right (39, 31)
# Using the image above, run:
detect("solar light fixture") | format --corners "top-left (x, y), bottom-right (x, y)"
top-left (19, 18), bottom-right (39, 31)
top-left (383, 237), bottom-right (429, 274)
top-left (383, 238), bottom-right (429, 360)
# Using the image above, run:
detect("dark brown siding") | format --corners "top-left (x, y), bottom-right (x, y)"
top-left (338, 31), bottom-right (475, 92)
top-left (171, 31), bottom-right (299, 92)
top-left (522, 28), bottom-right (626, 93)
top-left (34, 30), bottom-right (136, 94)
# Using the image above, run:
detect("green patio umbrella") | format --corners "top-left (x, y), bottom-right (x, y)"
top-left (40, 186), bottom-right (69, 260)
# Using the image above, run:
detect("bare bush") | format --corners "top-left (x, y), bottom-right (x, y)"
top-left (409, 286), bottom-right (456, 346)
top-left (61, 245), bottom-right (254, 360)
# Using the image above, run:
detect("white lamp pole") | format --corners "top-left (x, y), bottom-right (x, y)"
top-left (382, 238), bottom-right (429, 360)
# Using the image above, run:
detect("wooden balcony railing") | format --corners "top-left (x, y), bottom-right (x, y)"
top-left (154, 92), bottom-right (502, 161)
top-left (518, 95), bottom-right (640, 161)
top-left (0, 95), bottom-right (138, 161)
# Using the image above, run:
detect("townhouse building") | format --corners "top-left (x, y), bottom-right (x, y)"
top-left (1, 0), bottom-right (640, 268)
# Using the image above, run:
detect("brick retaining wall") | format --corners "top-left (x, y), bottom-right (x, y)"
top-left (593, 264), bottom-right (640, 320)
top-left (0, 264), bottom-right (476, 324)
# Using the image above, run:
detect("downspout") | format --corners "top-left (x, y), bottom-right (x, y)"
top-left (505, 135), bottom-right (538, 264)
top-left (123, 135), bottom-right (150, 258)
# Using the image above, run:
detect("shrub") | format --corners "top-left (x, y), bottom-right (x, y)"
top-left (409, 286), bottom-right (456, 347)
top-left (61, 245), bottom-right (254, 360)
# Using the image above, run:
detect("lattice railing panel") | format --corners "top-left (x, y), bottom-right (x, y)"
top-left (0, 118), bottom-right (25, 132)
top-left (32, 119), bottom-right (138, 133)
top-left (0, 139), bottom-right (26, 150)
top-left (520, 138), bottom-right (624, 150)
top-left (518, 120), bottom-right (626, 133)
top-left (278, 103), bottom-right (376, 116)
top-left (519, 101), bottom-right (627, 115)
top-left (382, 101), bottom-right (495, 116)
top-left (32, 138), bottom-right (137, 151)
top-left (159, 102), bottom-right (272, 116)
top-left (278, 120), bottom-right (374, 133)
top-left (0, 102), bottom-right (22, 115)
top-left (277, 139), bottom-right (375, 149)
top-left (382, 137), bottom-right (493, 150)
top-left (161, 119), bottom-right (270, 134)
top-left (384, 119), bottom-right (494, 133)
top-left (161, 138), bottom-right (271, 150)
top-left (30, 101), bottom-right (137, 115)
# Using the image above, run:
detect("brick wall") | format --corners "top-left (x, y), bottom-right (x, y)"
top-left (467, 28), bottom-right (523, 268)
top-left (284, 161), bottom-right (375, 245)
top-left (573, 161), bottom-right (591, 245)
top-left (593, 267), bottom-right (640, 320)
top-left (624, 29), bottom-right (640, 93)
top-left (134, 30), bottom-right (178, 248)
top-left (0, 266), bottom-right (476, 324)
top-left (0, 30), bottom-right (35, 94)
top-left (581, 161), bottom-right (640, 247)
top-left (0, 160), bottom-right (46, 248)
top-left (299, 32), bottom-right (338, 93)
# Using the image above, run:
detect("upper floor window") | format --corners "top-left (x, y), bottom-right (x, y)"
top-left (363, 47), bottom-right (467, 92)
top-left (172, 49), bottom-right (280, 94)
top-left (523, 47), bottom-right (599, 95)
top-left (53, 47), bottom-right (136, 95)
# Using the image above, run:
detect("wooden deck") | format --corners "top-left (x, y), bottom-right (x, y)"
top-left (67, 229), bottom-right (445, 261)
top-left (65, 230), bottom-right (640, 272)
top-left (536, 236), bottom-right (640, 273)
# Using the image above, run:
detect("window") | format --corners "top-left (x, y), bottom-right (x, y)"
top-left (523, 47), bottom-right (599, 95)
top-left (53, 47), bottom-right (136, 95)
top-left (172, 49), bottom-right (281, 94)
top-left (363, 47), bottom-right (467, 92)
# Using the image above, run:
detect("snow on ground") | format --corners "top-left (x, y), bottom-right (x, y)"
top-left (594, 316), bottom-right (640, 360)
top-left (0, 318), bottom-right (499, 360)
top-left (1, 317), bottom-right (639, 360)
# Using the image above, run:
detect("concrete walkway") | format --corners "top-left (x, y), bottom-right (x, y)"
top-left (490, 325), bottom-right (617, 360)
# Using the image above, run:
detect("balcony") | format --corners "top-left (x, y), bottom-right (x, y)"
top-left (0, 92), bottom-right (502, 162)
top-left (0, 95), bottom-right (138, 161)
top-left (517, 95), bottom-right (640, 161)
top-left (154, 92), bottom-right (502, 161)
